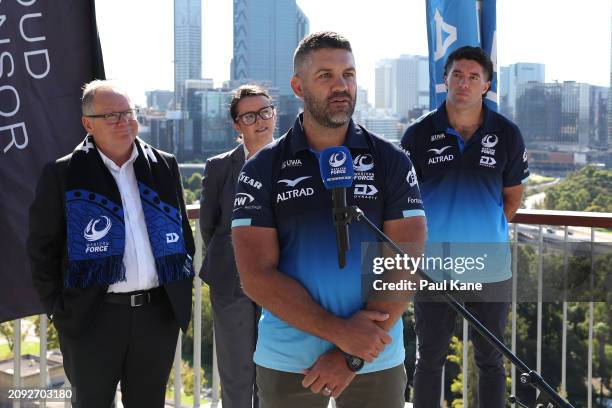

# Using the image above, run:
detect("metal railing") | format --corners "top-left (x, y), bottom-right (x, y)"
top-left (6, 208), bottom-right (612, 408)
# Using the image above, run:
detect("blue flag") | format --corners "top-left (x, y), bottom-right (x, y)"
top-left (479, 0), bottom-right (498, 110)
top-left (426, 0), bottom-right (498, 111)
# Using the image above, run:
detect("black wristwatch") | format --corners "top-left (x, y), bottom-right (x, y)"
top-left (344, 353), bottom-right (365, 372)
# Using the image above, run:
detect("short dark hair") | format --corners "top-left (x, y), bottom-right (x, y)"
top-left (293, 31), bottom-right (352, 75)
top-left (443, 46), bottom-right (493, 82)
top-left (229, 85), bottom-right (271, 122)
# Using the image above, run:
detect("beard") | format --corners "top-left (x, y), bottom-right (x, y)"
top-left (303, 90), bottom-right (356, 129)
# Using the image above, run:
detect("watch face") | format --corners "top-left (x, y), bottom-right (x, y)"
top-left (346, 355), bottom-right (364, 371)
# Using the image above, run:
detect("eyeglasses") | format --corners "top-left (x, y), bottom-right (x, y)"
top-left (235, 105), bottom-right (275, 126)
top-left (85, 108), bottom-right (139, 124)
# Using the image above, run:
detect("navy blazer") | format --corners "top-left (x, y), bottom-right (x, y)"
top-left (199, 144), bottom-right (245, 295)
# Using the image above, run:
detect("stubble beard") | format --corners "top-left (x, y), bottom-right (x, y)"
top-left (303, 90), bottom-right (355, 129)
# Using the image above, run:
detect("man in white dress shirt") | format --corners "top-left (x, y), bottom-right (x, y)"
top-left (28, 81), bottom-right (194, 408)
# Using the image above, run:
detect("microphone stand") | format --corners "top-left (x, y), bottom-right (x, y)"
top-left (340, 205), bottom-right (574, 408)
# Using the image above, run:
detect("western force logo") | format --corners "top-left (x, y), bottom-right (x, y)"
top-left (482, 134), bottom-right (498, 148)
top-left (84, 216), bottom-right (112, 242)
top-left (431, 133), bottom-right (445, 142)
top-left (428, 145), bottom-right (454, 164)
top-left (480, 156), bottom-right (497, 168)
top-left (234, 193), bottom-right (255, 207)
top-left (277, 176), bottom-right (311, 188)
top-left (353, 154), bottom-right (374, 172)
top-left (406, 167), bottom-right (418, 187)
top-left (329, 151), bottom-right (347, 168)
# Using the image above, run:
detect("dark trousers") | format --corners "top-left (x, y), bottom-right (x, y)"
top-left (58, 291), bottom-right (179, 408)
top-left (210, 288), bottom-right (260, 408)
top-left (413, 282), bottom-right (511, 408)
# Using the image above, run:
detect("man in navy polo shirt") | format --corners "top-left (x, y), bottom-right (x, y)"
top-left (401, 46), bottom-right (529, 407)
top-left (232, 31), bottom-right (427, 408)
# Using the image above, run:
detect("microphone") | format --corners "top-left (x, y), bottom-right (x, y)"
top-left (318, 146), bottom-right (355, 268)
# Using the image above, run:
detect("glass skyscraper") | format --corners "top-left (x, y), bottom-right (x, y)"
top-left (174, 0), bottom-right (202, 107)
top-left (232, 0), bottom-right (309, 131)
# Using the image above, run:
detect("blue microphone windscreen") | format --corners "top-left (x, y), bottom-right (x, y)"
top-left (319, 146), bottom-right (354, 189)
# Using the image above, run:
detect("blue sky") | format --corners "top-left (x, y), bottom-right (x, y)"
top-left (96, 0), bottom-right (611, 106)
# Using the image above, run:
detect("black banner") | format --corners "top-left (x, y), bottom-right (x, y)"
top-left (0, 0), bottom-right (105, 322)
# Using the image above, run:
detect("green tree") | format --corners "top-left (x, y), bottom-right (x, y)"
top-left (544, 166), bottom-right (612, 212)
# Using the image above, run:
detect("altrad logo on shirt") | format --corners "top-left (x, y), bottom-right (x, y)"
top-left (277, 176), bottom-right (311, 188)
top-left (277, 188), bottom-right (314, 203)
top-left (427, 146), bottom-right (454, 164)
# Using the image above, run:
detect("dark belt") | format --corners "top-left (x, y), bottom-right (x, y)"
top-left (104, 287), bottom-right (164, 307)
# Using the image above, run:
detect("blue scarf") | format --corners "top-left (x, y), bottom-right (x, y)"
top-left (64, 135), bottom-right (194, 288)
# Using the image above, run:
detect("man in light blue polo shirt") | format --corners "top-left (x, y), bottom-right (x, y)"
top-left (232, 32), bottom-right (427, 408)
top-left (401, 46), bottom-right (529, 408)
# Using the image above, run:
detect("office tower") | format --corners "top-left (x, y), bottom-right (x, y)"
top-left (375, 59), bottom-right (393, 111)
top-left (174, 0), bottom-right (202, 107)
top-left (375, 55), bottom-right (429, 120)
top-left (183, 80), bottom-right (236, 160)
top-left (146, 90), bottom-right (174, 111)
top-left (516, 81), bottom-right (605, 149)
top-left (232, 0), bottom-right (309, 132)
top-left (608, 6), bottom-right (612, 147)
top-left (363, 116), bottom-right (400, 142)
top-left (500, 62), bottom-right (545, 120)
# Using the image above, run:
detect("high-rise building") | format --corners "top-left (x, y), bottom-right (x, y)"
top-left (296, 6), bottom-right (309, 44)
top-left (352, 86), bottom-right (371, 125)
top-left (183, 80), bottom-right (236, 160)
top-left (363, 116), bottom-right (400, 142)
top-left (589, 85), bottom-right (609, 148)
top-left (146, 90), bottom-right (174, 111)
top-left (231, 0), bottom-right (309, 132)
top-left (374, 55), bottom-right (429, 120)
top-left (499, 63), bottom-right (545, 120)
top-left (375, 59), bottom-right (393, 111)
top-left (608, 6), bottom-right (612, 148)
top-left (232, 0), bottom-right (309, 96)
top-left (516, 81), bottom-right (607, 149)
top-left (174, 0), bottom-right (202, 108)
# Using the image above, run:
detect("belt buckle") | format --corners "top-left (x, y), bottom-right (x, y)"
top-left (130, 292), bottom-right (150, 307)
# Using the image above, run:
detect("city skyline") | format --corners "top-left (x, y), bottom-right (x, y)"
top-left (96, 0), bottom-right (611, 106)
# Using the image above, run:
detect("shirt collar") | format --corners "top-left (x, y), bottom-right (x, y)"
top-left (289, 113), bottom-right (368, 155)
top-left (432, 101), bottom-right (500, 134)
top-left (242, 143), bottom-right (250, 160)
top-left (98, 144), bottom-right (138, 172)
